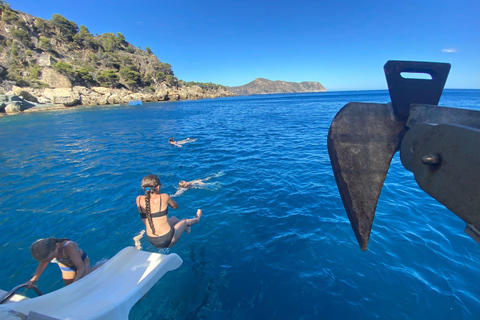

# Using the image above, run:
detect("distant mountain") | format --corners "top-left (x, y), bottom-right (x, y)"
top-left (226, 78), bottom-right (326, 95)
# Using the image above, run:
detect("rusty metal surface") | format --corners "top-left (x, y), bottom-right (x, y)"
top-left (407, 104), bottom-right (480, 129)
top-left (400, 124), bottom-right (433, 172)
top-left (329, 60), bottom-right (479, 250)
top-left (412, 124), bottom-right (480, 229)
top-left (384, 61), bottom-right (450, 122)
top-left (328, 102), bottom-right (406, 250)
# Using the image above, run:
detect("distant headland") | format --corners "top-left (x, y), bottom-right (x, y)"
top-left (227, 78), bottom-right (327, 95)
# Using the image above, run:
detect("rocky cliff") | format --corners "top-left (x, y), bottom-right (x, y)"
top-left (0, 2), bottom-right (234, 115)
top-left (227, 78), bottom-right (326, 95)
top-left (0, 84), bottom-right (234, 115)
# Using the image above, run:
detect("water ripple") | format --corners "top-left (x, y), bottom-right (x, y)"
top-left (0, 90), bottom-right (478, 319)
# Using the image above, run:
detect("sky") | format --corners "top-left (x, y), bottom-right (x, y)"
top-left (9, 0), bottom-right (480, 90)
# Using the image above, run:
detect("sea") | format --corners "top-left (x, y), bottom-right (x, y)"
top-left (0, 89), bottom-right (478, 320)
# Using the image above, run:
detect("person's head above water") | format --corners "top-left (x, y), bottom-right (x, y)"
top-left (141, 174), bottom-right (161, 193)
top-left (178, 180), bottom-right (189, 188)
top-left (169, 137), bottom-right (174, 143)
top-left (30, 238), bottom-right (62, 262)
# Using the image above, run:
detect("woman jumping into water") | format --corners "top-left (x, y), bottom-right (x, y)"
top-left (136, 174), bottom-right (202, 248)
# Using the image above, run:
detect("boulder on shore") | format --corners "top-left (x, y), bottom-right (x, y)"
top-left (0, 84), bottom-right (236, 116)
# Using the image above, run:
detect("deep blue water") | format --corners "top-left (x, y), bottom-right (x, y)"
top-left (0, 89), bottom-right (478, 319)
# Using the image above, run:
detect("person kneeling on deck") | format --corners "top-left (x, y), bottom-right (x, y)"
top-left (28, 238), bottom-right (92, 286)
top-left (137, 174), bottom-right (201, 248)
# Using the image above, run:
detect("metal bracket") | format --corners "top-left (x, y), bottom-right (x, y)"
top-left (384, 61), bottom-right (451, 122)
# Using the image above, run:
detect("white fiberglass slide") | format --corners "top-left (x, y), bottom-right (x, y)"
top-left (0, 247), bottom-right (182, 320)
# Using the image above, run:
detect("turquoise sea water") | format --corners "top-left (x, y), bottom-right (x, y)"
top-left (0, 89), bottom-right (478, 319)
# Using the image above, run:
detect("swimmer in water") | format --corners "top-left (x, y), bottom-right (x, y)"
top-left (172, 176), bottom-right (215, 197)
top-left (169, 137), bottom-right (197, 147)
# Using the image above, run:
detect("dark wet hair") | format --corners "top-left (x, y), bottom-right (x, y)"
top-left (141, 175), bottom-right (161, 235)
top-left (31, 238), bottom-right (69, 261)
top-left (169, 137), bottom-right (174, 142)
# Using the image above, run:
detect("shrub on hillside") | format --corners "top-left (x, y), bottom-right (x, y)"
top-left (97, 69), bottom-right (119, 88)
top-left (1, 9), bottom-right (17, 23)
top-left (99, 33), bottom-right (125, 52)
top-left (29, 65), bottom-right (42, 79)
top-left (34, 18), bottom-right (50, 33)
top-left (53, 61), bottom-right (74, 75)
top-left (39, 37), bottom-right (51, 51)
top-left (119, 67), bottom-right (140, 86)
top-left (51, 14), bottom-right (78, 41)
top-left (75, 67), bottom-right (94, 84)
top-left (10, 29), bottom-right (29, 42)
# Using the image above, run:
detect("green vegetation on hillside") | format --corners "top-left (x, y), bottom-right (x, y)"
top-left (181, 81), bottom-right (227, 91)
top-left (0, 1), bottom-right (226, 92)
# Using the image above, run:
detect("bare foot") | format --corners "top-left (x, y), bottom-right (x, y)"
top-left (185, 209), bottom-right (202, 233)
top-left (195, 209), bottom-right (202, 222)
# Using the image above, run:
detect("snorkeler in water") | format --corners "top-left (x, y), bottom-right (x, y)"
top-left (169, 137), bottom-right (197, 147)
top-left (172, 174), bottom-right (220, 197)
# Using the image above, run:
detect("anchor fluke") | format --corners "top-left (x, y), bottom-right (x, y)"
top-left (326, 61), bottom-right (480, 251)
top-left (328, 102), bottom-right (405, 250)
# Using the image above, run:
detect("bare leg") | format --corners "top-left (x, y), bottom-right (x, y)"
top-left (168, 209), bottom-right (202, 247)
top-left (169, 216), bottom-right (189, 233)
top-left (168, 216), bottom-right (180, 227)
top-left (61, 257), bottom-right (90, 286)
top-left (61, 271), bottom-right (75, 286)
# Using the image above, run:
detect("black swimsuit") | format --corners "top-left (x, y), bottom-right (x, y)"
top-left (139, 199), bottom-right (174, 248)
top-left (138, 208), bottom-right (168, 219)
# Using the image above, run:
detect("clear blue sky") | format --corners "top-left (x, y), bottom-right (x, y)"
top-left (10, 0), bottom-right (480, 90)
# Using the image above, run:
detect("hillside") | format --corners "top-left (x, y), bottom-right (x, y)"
top-left (227, 78), bottom-right (326, 95)
top-left (0, 1), bottom-right (233, 113)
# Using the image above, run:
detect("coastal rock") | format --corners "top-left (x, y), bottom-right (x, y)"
top-left (11, 86), bottom-right (39, 103)
top-left (19, 90), bottom-right (39, 103)
top-left (42, 88), bottom-right (81, 106)
top-left (5, 102), bottom-right (23, 114)
top-left (40, 67), bottom-right (72, 89)
top-left (37, 54), bottom-right (55, 67)
top-left (91, 87), bottom-right (112, 95)
top-left (154, 84), bottom-right (169, 101)
top-left (0, 80), bottom-right (16, 93)
top-left (106, 94), bottom-right (122, 105)
top-left (0, 84), bottom-right (236, 116)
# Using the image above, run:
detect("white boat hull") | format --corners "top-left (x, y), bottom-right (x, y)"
top-left (0, 247), bottom-right (182, 320)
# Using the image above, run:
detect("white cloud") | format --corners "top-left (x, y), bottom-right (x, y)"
top-left (442, 48), bottom-right (457, 53)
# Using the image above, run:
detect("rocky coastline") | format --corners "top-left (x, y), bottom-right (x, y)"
top-left (0, 83), bottom-right (235, 116)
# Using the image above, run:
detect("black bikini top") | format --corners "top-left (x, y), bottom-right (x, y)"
top-left (139, 208), bottom-right (168, 219)
top-left (139, 196), bottom-right (168, 219)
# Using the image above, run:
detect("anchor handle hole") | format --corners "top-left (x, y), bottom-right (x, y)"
top-left (400, 71), bottom-right (433, 80)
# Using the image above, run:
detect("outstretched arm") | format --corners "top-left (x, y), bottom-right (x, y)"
top-left (136, 195), bottom-right (144, 212)
top-left (167, 195), bottom-right (179, 209)
top-left (171, 188), bottom-right (186, 198)
top-left (28, 260), bottom-right (49, 286)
